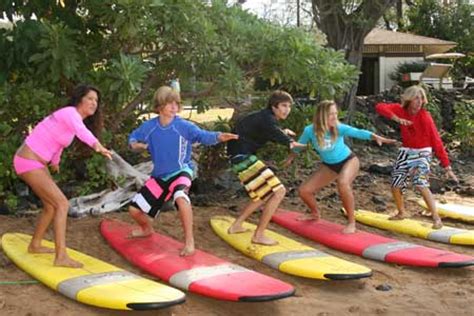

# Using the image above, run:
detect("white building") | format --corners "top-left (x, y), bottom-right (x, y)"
top-left (359, 29), bottom-right (457, 95)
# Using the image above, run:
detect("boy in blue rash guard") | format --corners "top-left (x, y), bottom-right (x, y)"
top-left (284, 100), bottom-right (395, 234)
top-left (127, 86), bottom-right (238, 256)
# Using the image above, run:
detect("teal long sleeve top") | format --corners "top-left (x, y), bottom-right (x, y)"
top-left (294, 123), bottom-right (373, 164)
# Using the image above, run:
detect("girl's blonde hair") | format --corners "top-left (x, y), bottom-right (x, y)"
top-left (313, 100), bottom-right (338, 147)
top-left (401, 85), bottom-right (427, 109)
top-left (153, 86), bottom-right (182, 113)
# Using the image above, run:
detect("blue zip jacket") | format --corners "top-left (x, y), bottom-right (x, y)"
top-left (294, 123), bottom-right (373, 164)
top-left (129, 116), bottom-right (220, 178)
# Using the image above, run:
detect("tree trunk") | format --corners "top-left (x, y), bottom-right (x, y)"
top-left (311, 0), bottom-right (397, 122)
top-left (396, 0), bottom-right (404, 30)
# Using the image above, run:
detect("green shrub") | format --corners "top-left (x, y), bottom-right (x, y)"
top-left (197, 117), bottom-right (233, 181)
top-left (453, 100), bottom-right (474, 152)
top-left (389, 61), bottom-right (428, 88)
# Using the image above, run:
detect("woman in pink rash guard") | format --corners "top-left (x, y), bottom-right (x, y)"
top-left (13, 84), bottom-right (112, 268)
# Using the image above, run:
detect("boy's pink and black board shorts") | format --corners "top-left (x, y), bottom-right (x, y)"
top-left (130, 171), bottom-right (192, 218)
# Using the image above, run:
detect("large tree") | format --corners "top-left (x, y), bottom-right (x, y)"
top-left (0, 0), bottom-right (358, 204)
top-left (311, 0), bottom-right (397, 119)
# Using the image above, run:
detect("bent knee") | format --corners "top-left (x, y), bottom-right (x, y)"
top-left (298, 185), bottom-right (313, 197)
top-left (129, 205), bottom-right (141, 215)
top-left (414, 185), bottom-right (430, 193)
top-left (52, 197), bottom-right (69, 212)
top-left (274, 186), bottom-right (286, 198)
top-left (337, 180), bottom-right (352, 190)
top-left (174, 191), bottom-right (190, 205)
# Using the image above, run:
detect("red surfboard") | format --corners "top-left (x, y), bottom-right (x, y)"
top-left (100, 219), bottom-right (295, 302)
top-left (272, 210), bottom-right (474, 268)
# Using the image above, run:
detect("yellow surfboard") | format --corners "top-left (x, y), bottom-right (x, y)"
top-left (418, 200), bottom-right (474, 223)
top-left (1, 233), bottom-right (185, 310)
top-left (355, 209), bottom-right (473, 246)
top-left (210, 216), bottom-right (372, 280)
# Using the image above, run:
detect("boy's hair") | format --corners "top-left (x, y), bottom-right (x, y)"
top-left (267, 90), bottom-right (293, 109)
top-left (313, 100), bottom-right (338, 147)
top-left (153, 86), bottom-right (182, 112)
top-left (401, 85), bottom-right (427, 109)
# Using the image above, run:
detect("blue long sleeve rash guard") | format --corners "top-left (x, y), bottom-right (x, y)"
top-left (129, 116), bottom-right (220, 178)
top-left (294, 123), bottom-right (373, 164)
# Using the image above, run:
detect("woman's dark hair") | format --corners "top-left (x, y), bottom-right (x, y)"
top-left (69, 84), bottom-right (103, 137)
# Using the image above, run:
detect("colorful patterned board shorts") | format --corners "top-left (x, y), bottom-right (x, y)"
top-left (130, 171), bottom-right (192, 218)
top-left (230, 155), bottom-right (284, 202)
top-left (391, 147), bottom-right (432, 193)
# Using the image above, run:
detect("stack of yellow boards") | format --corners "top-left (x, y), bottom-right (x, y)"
top-left (354, 209), bottom-right (473, 246)
top-left (210, 216), bottom-right (372, 280)
top-left (1, 233), bottom-right (186, 310)
top-left (418, 200), bottom-right (474, 223)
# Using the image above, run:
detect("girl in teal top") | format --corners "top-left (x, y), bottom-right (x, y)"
top-left (295, 122), bottom-right (373, 164)
top-left (285, 100), bottom-right (395, 234)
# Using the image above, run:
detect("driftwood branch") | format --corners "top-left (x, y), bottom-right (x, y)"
top-left (68, 150), bottom-right (152, 218)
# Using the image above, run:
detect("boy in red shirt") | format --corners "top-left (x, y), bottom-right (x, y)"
top-left (376, 85), bottom-right (458, 229)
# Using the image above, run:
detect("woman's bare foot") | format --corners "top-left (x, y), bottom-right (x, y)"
top-left (251, 235), bottom-right (278, 246)
top-left (342, 223), bottom-right (356, 234)
top-left (388, 213), bottom-right (407, 220)
top-left (297, 212), bottom-right (320, 221)
top-left (54, 256), bottom-right (83, 268)
top-left (28, 245), bottom-right (55, 254)
top-left (127, 228), bottom-right (153, 239)
top-left (432, 218), bottom-right (443, 229)
top-left (180, 244), bottom-right (195, 257)
top-left (227, 225), bottom-right (250, 234)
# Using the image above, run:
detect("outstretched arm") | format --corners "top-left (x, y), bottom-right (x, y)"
top-left (94, 142), bottom-right (113, 160)
top-left (217, 133), bottom-right (239, 142)
top-left (129, 142), bottom-right (148, 152)
top-left (371, 134), bottom-right (398, 146)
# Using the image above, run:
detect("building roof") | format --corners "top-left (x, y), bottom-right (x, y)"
top-left (363, 29), bottom-right (456, 55)
top-left (364, 29), bottom-right (456, 46)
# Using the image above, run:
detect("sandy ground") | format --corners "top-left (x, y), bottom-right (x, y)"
top-left (1, 152), bottom-right (473, 316)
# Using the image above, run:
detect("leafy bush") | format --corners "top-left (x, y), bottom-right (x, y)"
top-left (339, 110), bottom-right (375, 131)
top-left (197, 117), bottom-right (233, 181)
top-left (0, 0), bottom-right (361, 207)
top-left (453, 100), bottom-right (474, 153)
top-left (389, 61), bottom-right (428, 88)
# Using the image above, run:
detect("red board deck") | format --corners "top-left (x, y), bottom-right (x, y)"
top-left (101, 219), bottom-right (295, 302)
top-left (272, 210), bottom-right (474, 268)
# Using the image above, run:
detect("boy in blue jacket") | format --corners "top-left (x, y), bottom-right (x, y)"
top-left (128, 86), bottom-right (238, 256)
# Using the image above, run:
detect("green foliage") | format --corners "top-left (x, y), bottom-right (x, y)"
top-left (0, 121), bottom-right (20, 209)
top-left (29, 22), bottom-right (80, 84)
top-left (102, 53), bottom-right (151, 106)
top-left (456, 55), bottom-right (474, 78)
top-left (389, 61), bottom-right (428, 88)
top-left (453, 100), bottom-right (474, 152)
top-left (76, 155), bottom-right (113, 196)
top-left (406, 0), bottom-right (473, 78)
top-left (339, 110), bottom-right (375, 131)
top-left (423, 88), bottom-right (443, 128)
top-left (191, 99), bottom-right (211, 115)
top-left (0, 0), bottom-right (359, 207)
top-left (197, 117), bottom-right (232, 181)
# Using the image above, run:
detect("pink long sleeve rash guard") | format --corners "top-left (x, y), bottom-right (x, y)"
top-left (25, 106), bottom-right (98, 166)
